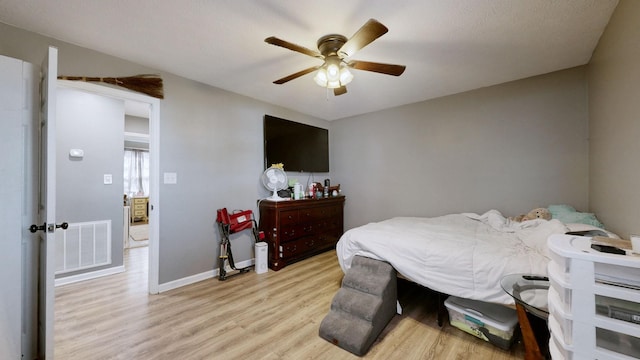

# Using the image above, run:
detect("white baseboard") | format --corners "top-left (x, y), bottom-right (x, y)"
top-left (54, 258), bottom-right (257, 292)
top-left (158, 258), bottom-right (255, 293)
top-left (55, 265), bottom-right (125, 287)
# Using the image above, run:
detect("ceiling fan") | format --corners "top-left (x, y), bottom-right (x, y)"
top-left (265, 19), bottom-right (406, 96)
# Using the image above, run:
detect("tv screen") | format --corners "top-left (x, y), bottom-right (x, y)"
top-left (264, 115), bottom-right (329, 173)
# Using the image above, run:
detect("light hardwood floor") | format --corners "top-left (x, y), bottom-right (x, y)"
top-left (55, 248), bottom-right (525, 359)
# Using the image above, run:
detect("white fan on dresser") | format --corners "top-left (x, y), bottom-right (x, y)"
top-left (261, 166), bottom-right (289, 201)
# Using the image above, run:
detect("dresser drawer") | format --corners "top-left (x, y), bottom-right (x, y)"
top-left (279, 224), bottom-right (303, 242)
top-left (279, 210), bottom-right (299, 226)
top-left (318, 229), bottom-right (342, 247)
top-left (299, 205), bottom-right (336, 221)
top-left (279, 237), bottom-right (314, 258)
top-left (280, 232), bottom-right (339, 259)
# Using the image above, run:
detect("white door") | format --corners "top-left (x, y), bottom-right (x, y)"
top-left (0, 52), bottom-right (34, 360)
top-left (0, 49), bottom-right (52, 359)
top-left (38, 46), bottom-right (59, 359)
top-left (21, 57), bottom-right (40, 360)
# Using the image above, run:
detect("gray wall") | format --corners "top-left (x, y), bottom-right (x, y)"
top-left (56, 88), bottom-right (125, 276)
top-left (331, 67), bottom-right (590, 229)
top-left (0, 22), bottom-right (329, 284)
top-left (124, 115), bottom-right (149, 149)
top-left (125, 115), bottom-right (149, 134)
top-left (588, 0), bottom-right (640, 238)
top-left (156, 73), bottom-right (329, 282)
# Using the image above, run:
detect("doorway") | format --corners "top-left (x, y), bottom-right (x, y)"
top-left (57, 80), bottom-right (160, 294)
top-left (124, 103), bottom-right (151, 249)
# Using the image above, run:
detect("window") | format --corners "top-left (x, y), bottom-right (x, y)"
top-left (124, 149), bottom-right (149, 197)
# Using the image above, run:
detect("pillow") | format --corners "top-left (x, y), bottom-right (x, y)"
top-left (547, 204), bottom-right (605, 229)
top-left (547, 204), bottom-right (576, 217)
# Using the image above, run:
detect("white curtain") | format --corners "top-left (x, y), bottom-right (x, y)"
top-left (124, 149), bottom-right (149, 197)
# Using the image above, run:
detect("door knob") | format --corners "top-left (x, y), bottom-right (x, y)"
top-left (47, 222), bottom-right (69, 232)
top-left (29, 223), bottom-right (46, 233)
top-left (29, 222), bottom-right (69, 233)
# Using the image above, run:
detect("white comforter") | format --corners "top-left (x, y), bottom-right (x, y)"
top-left (336, 210), bottom-right (569, 305)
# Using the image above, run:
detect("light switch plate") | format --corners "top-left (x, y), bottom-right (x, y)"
top-left (103, 174), bottom-right (113, 185)
top-left (164, 172), bottom-right (177, 184)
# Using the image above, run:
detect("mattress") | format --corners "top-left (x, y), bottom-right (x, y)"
top-left (336, 210), bottom-right (570, 304)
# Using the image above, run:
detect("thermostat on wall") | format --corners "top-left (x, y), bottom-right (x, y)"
top-left (69, 149), bottom-right (84, 158)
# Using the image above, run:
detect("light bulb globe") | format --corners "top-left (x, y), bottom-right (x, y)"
top-left (339, 67), bottom-right (354, 85)
top-left (313, 68), bottom-right (328, 87)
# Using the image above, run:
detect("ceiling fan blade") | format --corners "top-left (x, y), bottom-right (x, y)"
top-left (265, 37), bottom-right (323, 59)
top-left (334, 86), bottom-right (347, 96)
top-left (273, 66), bottom-right (321, 84)
top-left (348, 60), bottom-right (406, 76)
top-left (338, 19), bottom-right (388, 58)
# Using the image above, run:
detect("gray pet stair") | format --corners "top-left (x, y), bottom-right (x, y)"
top-left (319, 255), bottom-right (397, 356)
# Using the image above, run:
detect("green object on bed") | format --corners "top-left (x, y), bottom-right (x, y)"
top-left (548, 204), bottom-right (605, 229)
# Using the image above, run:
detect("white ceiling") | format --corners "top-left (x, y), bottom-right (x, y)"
top-left (0, 0), bottom-right (618, 121)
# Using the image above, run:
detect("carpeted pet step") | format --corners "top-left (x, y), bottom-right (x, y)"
top-left (319, 255), bottom-right (397, 356)
top-left (331, 287), bottom-right (385, 322)
top-left (341, 269), bottom-right (395, 297)
top-left (319, 310), bottom-right (378, 356)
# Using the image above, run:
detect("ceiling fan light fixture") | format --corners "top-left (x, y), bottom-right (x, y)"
top-left (326, 63), bottom-right (340, 81)
top-left (339, 66), bottom-right (353, 85)
top-left (313, 68), bottom-right (328, 87)
top-left (314, 61), bottom-right (353, 89)
top-left (327, 79), bottom-right (341, 89)
top-left (266, 19), bottom-right (405, 96)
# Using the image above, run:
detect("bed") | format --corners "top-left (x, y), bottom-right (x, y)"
top-left (336, 209), bottom-right (615, 305)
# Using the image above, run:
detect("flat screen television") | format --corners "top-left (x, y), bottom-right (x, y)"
top-left (264, 115), bottom-right (329, 173)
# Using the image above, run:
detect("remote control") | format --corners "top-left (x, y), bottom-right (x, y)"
top-left (591, 244), bottom-right (626, 255)
top-left (522, 275), bottom-right (549, 281)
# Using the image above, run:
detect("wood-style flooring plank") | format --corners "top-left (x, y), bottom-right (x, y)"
top-left (55, 247), bottom-right (525, 359)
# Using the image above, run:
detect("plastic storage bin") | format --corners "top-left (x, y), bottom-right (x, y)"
top-left (444, 296), bottom-right (519, 350)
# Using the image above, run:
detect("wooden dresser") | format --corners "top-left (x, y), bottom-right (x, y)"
top-left (130, 197), bottom-right (149, 223)
top-left (259, 196), bottom-right (345, 271)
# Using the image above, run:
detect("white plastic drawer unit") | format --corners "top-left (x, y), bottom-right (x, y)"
top-left (547, 234), bottom-right (640, 360)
